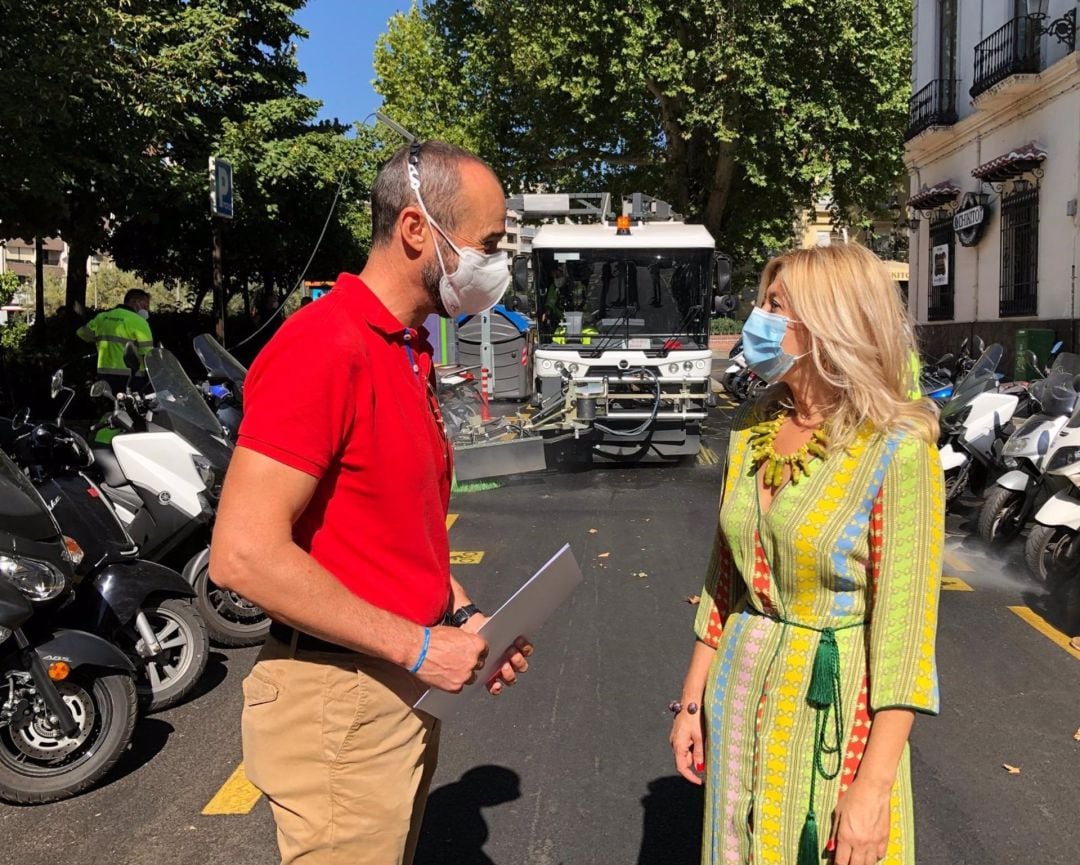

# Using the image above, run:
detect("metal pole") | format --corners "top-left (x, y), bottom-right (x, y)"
top-left (480, 310), bottom-right (493, 397)
top-left (212, 220), bottom-right (225, 342)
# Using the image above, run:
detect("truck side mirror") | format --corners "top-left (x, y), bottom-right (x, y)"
top-left (512, 255), bottom-right (529, 295)
top-left (714, 294), bottom-right (738, 317)
top-left (713, 253), bottom-right (732, 296)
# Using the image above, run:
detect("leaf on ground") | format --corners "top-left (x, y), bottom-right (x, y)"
top-left (687, 595), bottom-right (701, 605)
top-left (588, 528), bottom-right (598, 534)
top-left (635, 571), bottom-right (648, 578)
top-left (1002, 763), bottom-right (1021, 774)
top-left (597, 551), bottom-right (610, 558)
top-left (1073, 728), bottom-right (1080, 742)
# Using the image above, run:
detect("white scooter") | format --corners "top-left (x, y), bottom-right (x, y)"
top-left (91, 346), bottom-right (269, 646)
top-left (938, 344), bottom-right (1018, 507)
top-left (976, 369), bottom-right (1080, 544)
top-left (1025, 401), bottom-right (1080, 583)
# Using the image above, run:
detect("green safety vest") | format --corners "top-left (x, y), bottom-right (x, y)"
top-left (81, 306), bottom-right (154, 376)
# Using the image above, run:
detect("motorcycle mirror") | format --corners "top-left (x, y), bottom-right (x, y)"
top-left (89, 380), bottom-right (111, 399)
top-left (11, 408), bottom-right (29, 430)
top-left (975, 335), bottom-right (985, 354)
top-left (50, 369), bottom-right (64, 399)
top-left (937, 353), bottom-right (954, 367)
top-left (123, 342), bottom-right (141, 372)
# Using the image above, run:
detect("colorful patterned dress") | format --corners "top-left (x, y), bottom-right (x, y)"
top-left (694, 408), bottom-right (945, 865)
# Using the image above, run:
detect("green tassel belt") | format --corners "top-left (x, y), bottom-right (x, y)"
top-left (752, 611), bottom-right (866, 865)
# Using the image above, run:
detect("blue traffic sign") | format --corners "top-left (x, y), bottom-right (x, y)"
top-left (210, 157), bottom-right (234, 219)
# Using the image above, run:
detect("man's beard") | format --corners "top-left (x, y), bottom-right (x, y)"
top-left (422, 258), bottom-right (450, 318)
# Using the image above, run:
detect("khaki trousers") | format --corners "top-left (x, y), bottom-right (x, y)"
top-left (241, 636), bottom-right (440, 865)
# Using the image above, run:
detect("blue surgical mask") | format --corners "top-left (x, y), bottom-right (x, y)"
top-left (741, 306), bottom-right (807, 383)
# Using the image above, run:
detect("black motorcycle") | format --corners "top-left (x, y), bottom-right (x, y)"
top-left (7, 370), bottom-right (209, 712)
top-left (0, 448), bottom-right (138, 804)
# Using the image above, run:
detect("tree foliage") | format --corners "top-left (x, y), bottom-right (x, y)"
top-left (374, 0), bottom-right (911, 265)
top-left (0, 1), bottom-right (379, 318)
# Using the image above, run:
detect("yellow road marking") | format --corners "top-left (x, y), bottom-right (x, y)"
top-left (941, 575), bottom-right (974, 592)
top-left (202, 763), bottom-right (262, 815)
top-left (445, 513), bottom-right (458, 530)
top-left (698, 445), bottom-right (720, 466)
top-left (943, 550), bottom-right (974, 573)
top-left (450, 551), bottom-right (485, 564)
top-left (1008, 606), bottom-right (1080, 660)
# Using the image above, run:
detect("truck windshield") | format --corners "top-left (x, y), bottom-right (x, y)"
top-left (533, 248), bottom-right (712, 352)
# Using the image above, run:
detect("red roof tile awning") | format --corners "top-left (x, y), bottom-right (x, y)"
top-left (972, 142), bottom-right (1047, 183)
top-left (908, 181), bottom-right (961, 211)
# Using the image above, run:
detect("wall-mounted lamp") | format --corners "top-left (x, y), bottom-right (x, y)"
top-left (1026, 0), bottom-right (1076, 52)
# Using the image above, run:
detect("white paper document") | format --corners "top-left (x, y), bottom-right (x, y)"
top-left (413, 544), bottom-right (582, 720)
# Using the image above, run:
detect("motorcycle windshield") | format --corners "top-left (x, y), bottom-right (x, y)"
top-left (1049, 352), bottom-right (1080, 376)
top-left (1032, 371), bottom-right (1079, 417)
top-left (940, 344), bottom-right (1003, 419)
top-left (193, 334), bottom-right (247, 398)
top-left (0, 450), bottom-right (65, 547)
top-left (145, 348), bottom-right (233, 472)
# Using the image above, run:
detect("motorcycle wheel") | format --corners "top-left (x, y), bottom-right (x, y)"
top-left (1024, 524), bottom-right (1080, 585)
top-left (194, 566), bottom-right (270, 648)
top-left (124, 597), bottom-right (209, 712)
top-left (0, 670), bottom-right (137, 804)
top-left (977, 485), bottom-right (1026, 544)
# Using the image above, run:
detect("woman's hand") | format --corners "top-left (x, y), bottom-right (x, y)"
top-left (829, 776), bottom-right (892, 865)
top-left (669, 707), bottom-right (705, 785)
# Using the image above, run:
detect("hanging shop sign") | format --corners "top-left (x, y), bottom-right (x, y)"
top-left (932, 243), bottom-right (950, 287)
top-left (952, 192), bottom-right (989, 247)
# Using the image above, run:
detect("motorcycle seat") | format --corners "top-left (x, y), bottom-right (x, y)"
top-left (92, 445), bottom-right (128, 488)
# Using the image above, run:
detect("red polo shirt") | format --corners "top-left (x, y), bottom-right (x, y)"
top-left (237, 274), bottom-right (453, 626)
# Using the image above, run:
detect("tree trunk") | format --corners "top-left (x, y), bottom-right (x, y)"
top-left (65, 237), bottom-right (90, 312)
top-left (33, 237), bottom-right (46, 342)
top-left (703, 142), bottom-right (737, 239)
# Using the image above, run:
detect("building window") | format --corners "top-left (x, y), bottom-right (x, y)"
top-left (4, 245), bottom-right (33, 262)
top-left (1000, 184), bottom-right (1039, 317)
top-left (43, 250), bottom-right (61, 267)
top-left (938, 0), bottom-right (957, 81)
top-left (928, 216), bottom-right (954, 321)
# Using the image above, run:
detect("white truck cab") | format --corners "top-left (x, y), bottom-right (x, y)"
top-left (526, 218), bottom-right (728, 459)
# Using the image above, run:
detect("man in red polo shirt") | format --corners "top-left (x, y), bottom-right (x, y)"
top-left (210, 140), bottom-right (530, 865)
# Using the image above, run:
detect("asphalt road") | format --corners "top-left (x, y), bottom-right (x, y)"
top-left (2, 402), bottom-right (1079, 865)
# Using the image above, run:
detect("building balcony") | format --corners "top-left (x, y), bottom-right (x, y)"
top-left (971, 16), bottom-right (1041, 99)
top-left (905, 79), bottom-right (958, 141)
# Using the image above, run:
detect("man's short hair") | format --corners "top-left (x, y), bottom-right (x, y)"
top-left (370, 140), bottom-right (492, 248)
top-left (124, 289), bottom-right (150, 307)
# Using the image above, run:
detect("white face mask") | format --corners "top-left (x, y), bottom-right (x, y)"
top-left (407, 161), bottom-right (509, 317)
top-left (137, 308), bottom-right (150, 321)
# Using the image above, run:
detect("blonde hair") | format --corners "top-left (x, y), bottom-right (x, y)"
top-left (755, 244), bottom-right (939, 448)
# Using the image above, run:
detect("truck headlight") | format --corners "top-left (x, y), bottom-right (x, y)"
top-left (668, 363), bottom-right (679, 374)
top-left (0, 554), bottom-right (67, 601)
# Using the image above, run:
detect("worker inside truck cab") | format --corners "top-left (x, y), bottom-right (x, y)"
top-left (77, 288), bottom-right (154, 394)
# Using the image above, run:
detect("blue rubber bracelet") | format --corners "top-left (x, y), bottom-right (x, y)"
top-left (409, 627), bottom-right (431, 674)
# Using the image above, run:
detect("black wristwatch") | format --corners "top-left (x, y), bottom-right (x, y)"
top-left (449, 603), bottom-right (482, 628)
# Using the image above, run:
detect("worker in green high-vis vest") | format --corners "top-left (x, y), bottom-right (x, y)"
top-left (77, 288), bottom-right (154, 394)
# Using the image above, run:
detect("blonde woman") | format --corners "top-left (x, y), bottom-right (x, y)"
top-left (670, 244), bottom-right (944, 865)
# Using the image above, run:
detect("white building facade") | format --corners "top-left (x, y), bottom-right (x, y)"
top-left (905, 0), bottom-right (1079, 365)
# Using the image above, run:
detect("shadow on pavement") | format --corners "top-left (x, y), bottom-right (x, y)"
top-left (179, 650), bottom-right (232, 705)
top-left (637, 775), bottom-right (704, 865)
top-left (415, 765), bottom-right (521, 865)
top-left (1022, 574), bottom-right (1080, 636)
top-left (106, 716), bottom-right (174, 786)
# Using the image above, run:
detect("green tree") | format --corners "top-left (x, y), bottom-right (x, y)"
top-left (373, 0), bottom-right (911, 266)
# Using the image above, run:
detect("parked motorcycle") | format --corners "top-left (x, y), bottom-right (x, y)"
top-left (90, 347), bottom-right (268, 647)
top-left (7, 369), bottom-right (209, 711)
top-left (937, 344), bottom-right (1017, 507)
top-left (0, 448), bottom-right (138, 804)
top-left (1025, 399), bottom-right (1080, 582)
top-left (976, 370), bottom-right (1080, 544)
top-left (193, 333), bottom-right (245, 443)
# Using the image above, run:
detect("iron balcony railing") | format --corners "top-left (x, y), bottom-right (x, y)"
top-left (971, 16), bottom-right (1041, 99)
top-left (905, 79), bottom-right (958, 141)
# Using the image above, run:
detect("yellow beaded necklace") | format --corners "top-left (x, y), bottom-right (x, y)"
top-left (748, 414), bottom-right (829, 489)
